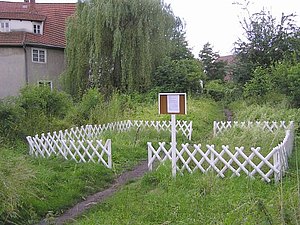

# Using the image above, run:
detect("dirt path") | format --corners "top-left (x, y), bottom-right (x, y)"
top-left (39, 160), bottom-right (148, 225)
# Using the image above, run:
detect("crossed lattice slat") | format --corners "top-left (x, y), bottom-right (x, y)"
top-left (214, 121), bottom-right (294, 136)
top-left (147, 142), bottom-right (172, 171)
top-left (27, 134), bottom-right (112, 168)
top-left (147, 124), bottom-right (294, 182)
top-left (63, 120), bottom-right (192, 140)
top-left (60, 140), bottom-right (111, 167)
top-left (27, 120), bottom-right (192, 169)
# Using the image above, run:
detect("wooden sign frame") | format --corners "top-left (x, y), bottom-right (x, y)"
top-left (159, 93), bottom-right (187, 115)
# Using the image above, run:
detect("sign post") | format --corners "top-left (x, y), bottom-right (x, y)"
top-left (171, 114), bottom-right (176, 177)
top-left (159, 93), bottom-right (186, 177)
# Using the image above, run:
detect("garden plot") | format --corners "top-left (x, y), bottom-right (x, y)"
top-left (148, 121), bottom-right (294, 182)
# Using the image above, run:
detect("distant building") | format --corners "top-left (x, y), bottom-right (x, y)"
top-left (216, 55), bottom-right (236, 81)
top-left (0, 0), bottom-right (76, 98)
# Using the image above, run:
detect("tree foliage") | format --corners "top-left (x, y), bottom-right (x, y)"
top-left (243, 66), bottom-right (272, 98)
top-left (199, 42), bottom-right (227, 80)
top-left (63, 0), bottom-right (182, 98)
top-left (234, 4), bottom-right (300, 84)
top-left (169, 17), bottom-right (194, 60)
top-left (0, 86), bottom-right (72, 142)
top-left (271, 59), bottom-right (300, 106)
top-left (242, 58), bottom-right (300, 106)
top-left (153, 57), bottom-right (205, 93)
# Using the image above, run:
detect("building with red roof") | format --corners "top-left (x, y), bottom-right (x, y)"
top-left (0, 0), bottom-right (76, 98)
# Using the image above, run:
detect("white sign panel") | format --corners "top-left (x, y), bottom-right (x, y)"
top-left (167, 95), bottom-right (180, 113)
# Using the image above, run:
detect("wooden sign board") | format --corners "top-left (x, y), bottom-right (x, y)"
top-left (159, 93), bottom-right (186, 115)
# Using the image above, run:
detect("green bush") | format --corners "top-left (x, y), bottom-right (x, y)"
top-left (272, 60), bottom-right (300, 107)
top-left (242, 60), bottom-right (300, 106)
top-left (205, 80), bottom-right (242, 103)
top-left (18, 85), bottom-right (72, 118)
top-left (16, 86), bottom-right (72, 136)
top-left (243, 66), bottom-right (273, 98)
top-left (0, 99), bottom-right (25, 141)
top-left (74, 90), bottom-right (149, 125)
top-left (66, 88), bottom-right (104, 125)
top-left (205, 80), bottom-right (225, 101)
top-left (153, 57), bottom-right (206, 94)
top-left (223, 82), bottom-right (243, 102)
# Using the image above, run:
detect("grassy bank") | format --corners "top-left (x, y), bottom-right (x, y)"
top-left (0, 89), bottom-right (223, 224)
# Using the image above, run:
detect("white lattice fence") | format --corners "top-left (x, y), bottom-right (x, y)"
top-left (147, 142), bottom-right (172, 171)
top-left (45, 120), bottom-right (192, 141)
top-left (27, 120), bottom-right (192, 168)
top-left (273, 128), bottom-right (295, 182)
top-left (213, 120), bottom-right (293, 136)
top-left (27, 134), bottom-right (112, 168)
top-left (88, 120), bottom-right (192, 140)
top-left (148, 121), bottom-right (294, 182)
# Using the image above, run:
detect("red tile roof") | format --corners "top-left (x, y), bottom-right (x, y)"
top-left (0, 31), bottom-right (26, 45)
top-left (0, 12), bottom-right (46, 21)
top-left (0, 1), bottom-right (76, 48)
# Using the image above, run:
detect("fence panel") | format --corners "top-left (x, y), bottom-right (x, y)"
top-left (83, 120), bottom-right (192, 140)
top-left (27, 120), bottom-right (192, 169)
top-left (147, 142), bottom-right (172, 171)
top-left (148, 121), bottom-right (294, 182)
top-left (27, 134), bottom-right (112, 168)
top-left (213, 120), bottom-right (293, 136)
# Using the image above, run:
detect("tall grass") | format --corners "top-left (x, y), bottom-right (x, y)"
top-left (71, 101), bottom-right (299, 225)
top-left (71, 148), bottom-right (300, 224)
top-left (212, 126), bottom-right (285, 153)
top-left (0, 144), bottom-right (114, 224)
top-left (229, 100), bottom-right (300, 123)
top-left (3, 89), bottom-right (297, 224)
top-left (0, 146), bottom-right (35, 224)
top-left (25, 158), bottom-right (114, 221)
top-left (0, 88), bottom-right (224, 224)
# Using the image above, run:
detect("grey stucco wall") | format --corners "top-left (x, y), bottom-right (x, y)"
top-left (26, 46), bottom-right (65, 89)
top-left (0, 47), bottom-right (26, 98)
top-left (0, 46), bottom-right (66, 99)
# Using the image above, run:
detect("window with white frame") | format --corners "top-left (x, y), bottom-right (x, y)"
top-left (0, 21), bottom-right (10, 32)
top-left (38, 80), bottom-right (52, 90)
top-left (32, 48), bottom-right (46, 63)
top-left (33, 24), bottom-right (41, 34)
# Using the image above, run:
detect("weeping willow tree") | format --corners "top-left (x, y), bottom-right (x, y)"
top-left (63, 0), bottom-right (178, 98)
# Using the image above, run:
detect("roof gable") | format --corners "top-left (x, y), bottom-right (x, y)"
top-left (0, 1), bottom-right (76, 48)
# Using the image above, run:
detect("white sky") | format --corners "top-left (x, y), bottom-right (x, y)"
top-left (6, 0), bottom-right (300, 56)
top-left (163, 0), bottom-right (300, 56)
